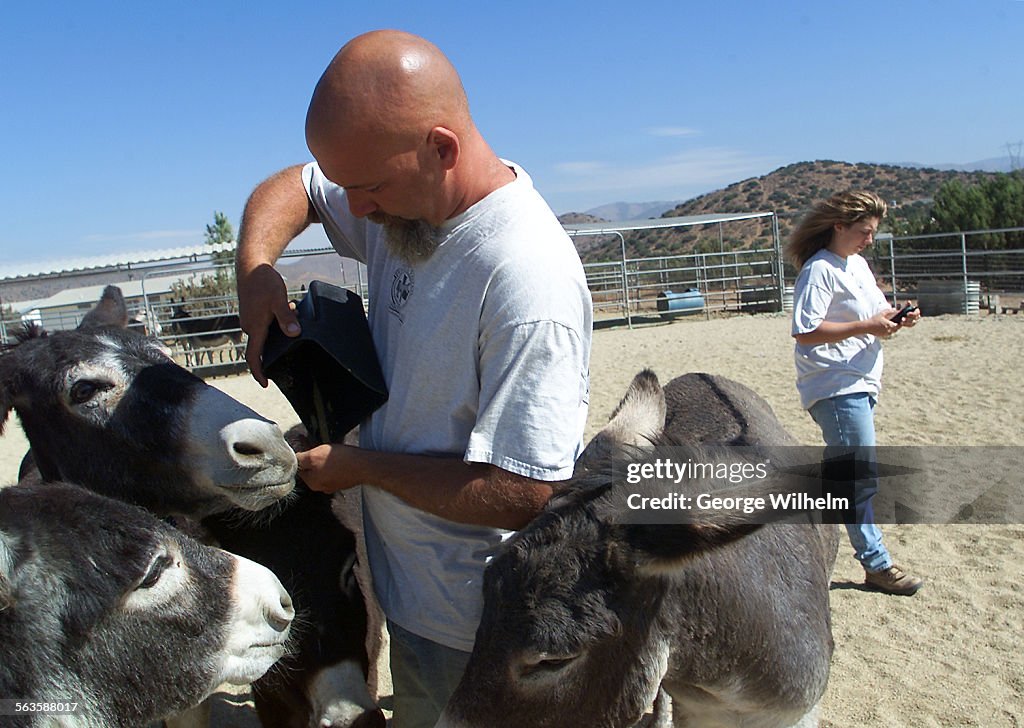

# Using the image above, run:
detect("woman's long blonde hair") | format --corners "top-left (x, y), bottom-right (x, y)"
top-left (786, 191), bottom-right (887, 269)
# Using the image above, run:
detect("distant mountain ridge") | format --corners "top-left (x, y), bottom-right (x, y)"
top-left (559, 159), bottom-right (1003, 263)
top-left (5, 159), bottom-right (1013, 304)
top-left (892, 156), bottom-right (1018, 173)
top-left (583, 200), bottom-right (681, 222)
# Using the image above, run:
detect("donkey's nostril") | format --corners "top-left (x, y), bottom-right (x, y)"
top-left (269, 593), bottom-right (295, 632)
top-left (220, 419), bottom-right (297, 479)
top-left (233, 441), bottom-right (263, 457)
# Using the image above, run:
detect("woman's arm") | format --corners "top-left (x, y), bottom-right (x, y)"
top-left (793, 309), bottom-right (899, 345)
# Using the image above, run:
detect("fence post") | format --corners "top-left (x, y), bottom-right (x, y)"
top-left (700, 253), bottom-right (710, 320)
top-left (772, 211), bottom-right (784, 312)
top-left (0, 286), bottom-right (7, 345)
top-left (960, 232), bottom-right (969, 309)
top-left (615, 232), bottom-right (631, 329)
top-left (884, 233), bottom-right (897, 306)
top-left (140, 277), bottom-right (151, 334)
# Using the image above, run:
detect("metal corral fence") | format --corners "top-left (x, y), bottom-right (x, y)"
top-left (566, 211), bottom-right (785, 327)
top-left (5, 224), bottom-right (1022, 371)
top-left (144, 227), bottom-right (1024, 370)
top-left (869, 226), bottom-right (1024, 314)
top-left (143, 252), bottom-right (368, 376)
top-left (0, 248), bottom-right (369, 375)
top-left (584, 246), bottom-right (784, 325)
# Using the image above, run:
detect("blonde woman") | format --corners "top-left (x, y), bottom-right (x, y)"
top-left (788, 191), bottom-right (924, 596)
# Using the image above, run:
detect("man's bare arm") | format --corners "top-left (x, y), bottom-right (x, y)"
top-left (298, 444), bottom-right (555, 530)
top-left (236, 164), bottom-right (321, 385)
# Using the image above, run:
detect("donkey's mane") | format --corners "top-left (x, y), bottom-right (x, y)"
top-left (0, 321), bottom-right (47, 353)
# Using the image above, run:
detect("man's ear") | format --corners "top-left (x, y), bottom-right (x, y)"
top-left (429, 126), bottom-right (460, 171)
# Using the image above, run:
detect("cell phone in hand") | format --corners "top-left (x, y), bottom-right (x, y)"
top-left (890, 304), bottom-right (918, 325)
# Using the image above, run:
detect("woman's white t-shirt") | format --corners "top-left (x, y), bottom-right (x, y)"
top-left (791, 249), bottom-right (889, 410)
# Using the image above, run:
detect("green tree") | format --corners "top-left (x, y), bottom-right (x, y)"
top-left (929, 173), bottom-right (1024, 248)
top-left (172, 212), bottom-right (238, 314)
top-left (985, 171), bottom-right (1024, 245)
top-left (205, 210), bottom-right (235, 246)
top-left (205, 210), bottom-right (236, 269)
top-left (930, 178), bottom-right (991, 232)
top-left (885, 201), bottom-right (931, 237)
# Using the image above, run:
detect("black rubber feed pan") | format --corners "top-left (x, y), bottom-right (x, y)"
top-left (263, 280), bottom-right (387, 444)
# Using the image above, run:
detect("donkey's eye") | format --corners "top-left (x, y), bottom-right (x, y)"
top-left (521, 652), bottom-right (580, 678)
top-left (69, 379), bottom-right (107, 404)
top-left (137, 554), bottom-right (173, 590)
top-left (533, 656), bottom-right (576, 671)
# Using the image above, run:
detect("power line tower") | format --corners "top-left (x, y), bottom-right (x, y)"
top-left (1006, 141), bottom-right (1023, 171)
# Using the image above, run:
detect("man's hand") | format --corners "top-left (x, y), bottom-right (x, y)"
top-left (237, 263), bottom-right (302, 387)
top-left (235, 164), bottom-right (319, 386)
top-left (296, 444), bottom-right (356, 493)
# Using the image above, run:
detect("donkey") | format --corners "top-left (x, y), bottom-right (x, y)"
top-left (0, 320), bottom-right (297, 517)
top-left (437, 370), bottom-right (840, 728)
top-left (0, 480), bottom-right (294, 728)
top-left (128, 306), bottom-right (163, 337)
top-left (0, 291), bottom-right (384, 728)
top-left (169, 304), bottom-right (244, 366)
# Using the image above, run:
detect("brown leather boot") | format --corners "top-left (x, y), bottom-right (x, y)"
top-left (865, 565), bottom-right (924, 595)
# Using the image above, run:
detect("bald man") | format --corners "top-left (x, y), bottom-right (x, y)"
top-left (235, 30), bottom-right (592, 727)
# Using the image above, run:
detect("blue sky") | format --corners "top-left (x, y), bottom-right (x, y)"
top-left (2, 1), bottom-right (1022, 267)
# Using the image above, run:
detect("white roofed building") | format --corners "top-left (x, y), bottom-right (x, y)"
top-left (0, 242), bottom-right (238, 342)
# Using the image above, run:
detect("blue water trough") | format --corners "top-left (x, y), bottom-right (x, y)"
top-left (656, 288), bottom-right (705, 318)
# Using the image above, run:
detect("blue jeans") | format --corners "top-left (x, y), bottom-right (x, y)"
top-left (388, 620), bottom-right (471, 728)
top-left (809, 393), bottom-right (893, 573)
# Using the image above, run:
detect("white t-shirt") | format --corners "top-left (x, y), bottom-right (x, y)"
top-left (303, 161), bottom-right (592, 650)
top-left (791, 249), bottom-right (888, 410)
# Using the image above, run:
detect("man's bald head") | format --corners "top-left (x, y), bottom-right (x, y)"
top-left (305, 30), bottom-right (471, 153)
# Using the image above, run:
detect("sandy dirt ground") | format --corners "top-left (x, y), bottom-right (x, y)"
top-left (2, 311), bottom-right (1022, 726)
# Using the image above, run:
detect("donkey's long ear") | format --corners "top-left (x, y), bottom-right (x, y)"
top-left (78, 285), bottom-right (129, 330)
top-left (606, 368), bottom-right (666, 442)
top-left (620, 466), bottom-right (821, 576)
top-left (622, 519), bottom-right (762, 577)
top-left (575, 369), bottom-right (665, 474)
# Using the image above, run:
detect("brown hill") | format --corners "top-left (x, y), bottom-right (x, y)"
top-left (558, 212), bottom-right (607, 225)
top-left (560, 160), bottom-right (995, 263)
